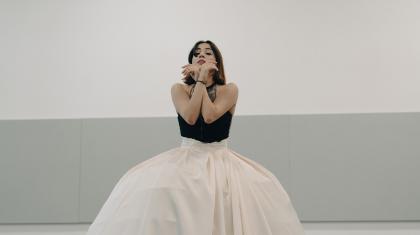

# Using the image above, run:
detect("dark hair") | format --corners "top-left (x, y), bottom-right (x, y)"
top-left (182, 40), bottom-right (226, 85)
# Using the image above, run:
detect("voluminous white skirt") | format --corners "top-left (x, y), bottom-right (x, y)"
top-left (86, 137), bottom-right (305, 235)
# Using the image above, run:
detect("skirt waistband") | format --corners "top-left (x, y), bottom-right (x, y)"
top-left (181, 137), bottom-right (228, 148)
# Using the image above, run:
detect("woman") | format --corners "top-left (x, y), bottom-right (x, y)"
top-left (86, 40), bottom-right (305, 234)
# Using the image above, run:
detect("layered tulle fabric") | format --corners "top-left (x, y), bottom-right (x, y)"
top-left (86, 137), bottom-right (305, 235)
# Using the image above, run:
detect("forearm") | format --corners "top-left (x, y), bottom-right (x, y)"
top-left (200, 70), bottom-right (216, 122)
top-left (185, 82), bottom-right (205, 124)
top-left (201, 89), bottom-right (216, 123)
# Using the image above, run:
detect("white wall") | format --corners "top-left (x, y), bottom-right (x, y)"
top-left (1, 0), bottom-right (419, 120)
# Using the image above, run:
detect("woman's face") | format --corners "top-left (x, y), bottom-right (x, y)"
top-left (191, 43), bottom-right (217, 65)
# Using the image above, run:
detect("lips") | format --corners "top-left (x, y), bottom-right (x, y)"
top-left (197, 59), bottom-right (205, 65)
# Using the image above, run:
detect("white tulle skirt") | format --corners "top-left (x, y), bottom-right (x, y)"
top-left (86, 137), bottom-right (305, 235)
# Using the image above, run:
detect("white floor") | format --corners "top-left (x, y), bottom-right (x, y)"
top-left (0, 222), bottom-right (419, 235)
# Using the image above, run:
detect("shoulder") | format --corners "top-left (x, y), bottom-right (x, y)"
top-left (220, 82), bottom-right (238, 95)
top-left (171, 82), bottom-right (190, 94)
top-left (226, 82), bottom-right (238, 91)
top-left (217, 82), bottom-right (238, 102)
top-left (171, 82), bottom-right (183, 90)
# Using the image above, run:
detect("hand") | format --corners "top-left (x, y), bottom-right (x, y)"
top-left (181, 62), bottom-right (201, 81)
top-left (199, 59), bottom-right (218, 75)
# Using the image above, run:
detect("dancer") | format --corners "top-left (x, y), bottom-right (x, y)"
top-left (86, 40), bottom-right (305, 234)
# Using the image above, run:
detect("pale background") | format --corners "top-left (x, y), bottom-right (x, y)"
top-left (1, 0), bottom-right (419, 120)
top-left (1, 0), bottom-right (419, 234)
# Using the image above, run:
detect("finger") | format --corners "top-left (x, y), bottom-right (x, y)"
top-left (211, 65), bottom-right (218, 71)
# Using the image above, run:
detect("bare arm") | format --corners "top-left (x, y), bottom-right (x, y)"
top-left (171, 81), bottom-right (207, 125)
top-left (201, 82), bottom-right (238, 124)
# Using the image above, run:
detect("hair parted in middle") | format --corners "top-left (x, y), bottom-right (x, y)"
top-left (183, 40), bottom-right (227, 86)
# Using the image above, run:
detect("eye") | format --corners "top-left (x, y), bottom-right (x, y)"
top-left (193, 51), bottom-right (212, 57)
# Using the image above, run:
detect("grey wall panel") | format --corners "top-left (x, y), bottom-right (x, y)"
top-left (229, 115), bottom-right (292, 193)
top-left (1, 113), bottom-right (419, 223)
top-left (290, 113), bottom-right (420, 221)
top-left (0, 120), bottom-right (80, 223)
top-left (79, 117), bottom-right (180, 222)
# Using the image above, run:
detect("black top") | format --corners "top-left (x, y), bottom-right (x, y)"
top-left (177, 111), bottom-right (233, 143)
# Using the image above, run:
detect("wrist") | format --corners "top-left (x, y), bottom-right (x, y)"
top-left (199, 68), bottom-right (209, 75)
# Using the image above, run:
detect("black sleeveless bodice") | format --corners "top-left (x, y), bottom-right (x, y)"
top-left (177, 111), bottom-right (233, 143)
top-left (176, 82), bottom-right (233, 143)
